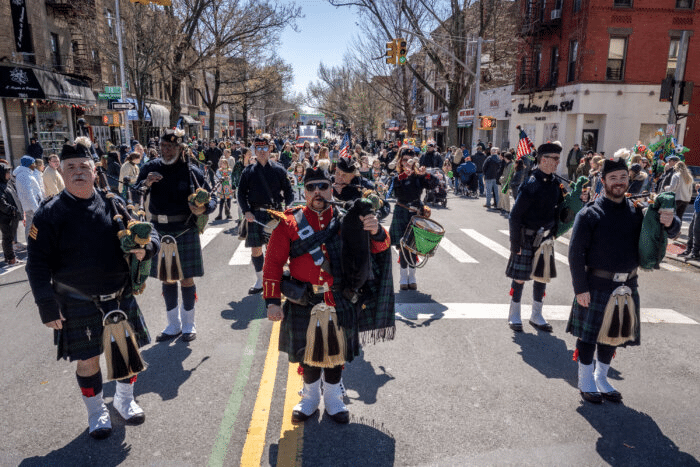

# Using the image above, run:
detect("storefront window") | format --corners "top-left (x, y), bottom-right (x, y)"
top-left (27, 103), bottom-right (71, 155)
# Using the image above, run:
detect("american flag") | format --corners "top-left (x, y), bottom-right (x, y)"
top-left (338, 132), bottom-right (351, 159)
top-left (516, 126), bottom-right (535, 160)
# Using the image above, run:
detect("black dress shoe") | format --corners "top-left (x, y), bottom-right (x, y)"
top-left (688, 254), bottom-right (700, 261)
top-left (182, 333), bottom-right (197, 342)
top-left (291, 409), bottom-right (317, 424)
top-left (601, 390), bottom-right (622, 403)
top-left (678, 250), bottom-right (690, 256)
top-left (248, 286), bottom-right (263, 295)
top-left (326, 409), bottom-right (350, 424)
top-left (580, 391), bottom-right (603, 404)
top-left (408, 283), bottom-right (417, 290)
top-left (529, 320), bottom-right (553, 332)
top-left (214, 215), bottom-right (222, 220)
top-left (89, 427), bottom-right (112, 440)
top-left (509, 322), bottom-right (523, 332)
top-left (400, 284), bottom-right (409, 291)
top-left (155, 331), bottom-right (182, 342)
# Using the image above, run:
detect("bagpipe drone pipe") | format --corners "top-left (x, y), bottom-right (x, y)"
top-left (554, 174), bottom-right (590, 237)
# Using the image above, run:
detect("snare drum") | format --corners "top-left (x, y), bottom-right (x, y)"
top-left (400, 215), bottom-right (445, 259)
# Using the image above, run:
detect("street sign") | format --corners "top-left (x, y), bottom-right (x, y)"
top-left (111, 102), bottom-right (136, 110)
top-left (105, 86), bottom-right (121, 94)
top-left (98, 93), bottom-right (121, 100)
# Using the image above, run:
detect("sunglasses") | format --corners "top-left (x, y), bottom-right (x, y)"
top-left (254, 146), bottom-right (268, 152)
top-left (305, 182), bottom-right (330, 191)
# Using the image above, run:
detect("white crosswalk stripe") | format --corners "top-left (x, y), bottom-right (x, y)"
top-left (462, 229), bottom-right (510, 258)
top-left (497, 230), bottom-right (569, 265)
top-left (395, 302), bottom-right (698, 325)
top-left (438, 237), bottom-right (478, 263)
top-left (229, 241), bottom-right (252, 265)
top-left (200, 227), bottom-right (224, 249)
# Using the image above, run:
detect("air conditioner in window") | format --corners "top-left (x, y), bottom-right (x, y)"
top-left (551, 9), bottom-right (562, 20)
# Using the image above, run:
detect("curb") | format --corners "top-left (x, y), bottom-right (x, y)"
top-left (666, 239), bottom-right (700, 269)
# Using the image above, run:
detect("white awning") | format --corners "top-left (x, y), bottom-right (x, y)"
top-left (146, 103), bottom-right (170, 128)
top-left (181, 115), bottom-right (199, 125)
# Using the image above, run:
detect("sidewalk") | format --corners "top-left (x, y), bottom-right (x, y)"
top-left (665, 215), bottom-right (700, 269)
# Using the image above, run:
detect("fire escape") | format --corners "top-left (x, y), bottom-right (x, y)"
top-left (517, 0), bottom-right (562, 94)
top-left (45, 0), bottom-right (100, 82)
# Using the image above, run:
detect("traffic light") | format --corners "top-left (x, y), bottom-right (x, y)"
top-left (386, 40), bottom-right (397, 65)
top-left (397, 39), bottom-right (407, 65)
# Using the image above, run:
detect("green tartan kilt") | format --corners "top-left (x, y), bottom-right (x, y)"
top-left (389, 204), bottom-right (413, 247)
top-left (149, 224), bottom-right (204, 279)
top-left (245, 210), bottom-right (272, 248)
top-left (54, 294), bottom-right (150, 362)
top-left (505, 243), bottom-right (535, 281)
top-left (279, 297), bottom-right (361, 364)
top-left (566, 286), bottom-right (641, 346)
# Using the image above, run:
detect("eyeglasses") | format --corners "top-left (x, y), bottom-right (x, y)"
top-left (305, 182), bottom-right (330, 191)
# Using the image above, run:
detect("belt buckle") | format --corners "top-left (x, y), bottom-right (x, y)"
top-left (312, 284), bottom-right (329, 294)
top-left (157, 214), bottom-right (168, 224)
top-left (99, 293), bottom-right (117, 301)
top-left (613, 272), bottom-right (629, 282)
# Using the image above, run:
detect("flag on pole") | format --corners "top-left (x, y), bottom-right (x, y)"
top-left (516, 126), bottom-right (535, 161)
top-left (339, 131), bottom-right (351, 159)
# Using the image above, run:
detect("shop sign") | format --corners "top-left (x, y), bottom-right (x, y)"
top-left (458, 109), bottom-right (474, 127)
top-left (425, 116), bottom-right (432, 129)
top-left (11, 0), bottom-right (32, 54)
top-left (0, 65), bottom-right (43, 99)
top-left (441, 112), bottom-right (449, 127)
top-left (416, 116), bottom-right (426, 129)
top-left (517, 100), bottom-right (574, 114)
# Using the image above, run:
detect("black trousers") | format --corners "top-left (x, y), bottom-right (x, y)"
top-left (0, 219), bottom-right (16, 262)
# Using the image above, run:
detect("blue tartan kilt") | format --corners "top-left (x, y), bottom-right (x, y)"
top-left (245, 210), bottom-right (272, 248)
top-left (279, 298), bottom-right (361, 364)
top-left (505, 244), bottom-right (535, 280)
top-left (566, 286), bottom-right (641, 346)
top-left (149, 224), bottom-right (204, 279)
top-left (55, 294), bottom-right (150, 362)
top-left (390, 204), bottom-right (414, 247)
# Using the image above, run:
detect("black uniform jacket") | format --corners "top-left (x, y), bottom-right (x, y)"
top-left (237, 160), bottom-right (293, 213)
top-left (26, 190), bottom-right (160, 323)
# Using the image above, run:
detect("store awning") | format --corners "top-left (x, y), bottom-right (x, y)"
top-left (181, 115), bottom-right (199, 125)
top-left (0, 64), bottom-right (95, 105)
top-left (146, 103), bottom-right (170, 128)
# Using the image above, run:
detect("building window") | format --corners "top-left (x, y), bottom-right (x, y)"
top-left (567, 40), bottom-right (578, 82)
top-left (112, 63), bottom-right (118, 85)
top-left (534, 48), bottom-right (542, 87)
top-left (105, 10), bottom-right (114, 37)
top-left (606, 37), bottom-right (627, 81)
top-left (676, 0), bottom-right (694, 8)
top-left (520, 56), bottom-right (528, 88)
top-left (613, 0), bottom-right (633, 7)
top-left (50, 33), bottom-right (61, 69)
top-left (549, 47), bottom-right (559, 87)
top-left (667, 39), bottom-right (679, 78)
top-left (573, 0), bottom-right (581, 13)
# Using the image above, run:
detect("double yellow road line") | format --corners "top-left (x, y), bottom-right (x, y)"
top-left (239, 321), bottom-right (305, 467)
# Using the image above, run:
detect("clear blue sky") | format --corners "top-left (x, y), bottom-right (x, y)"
top-left (278, 0), bottom-right (362, 104)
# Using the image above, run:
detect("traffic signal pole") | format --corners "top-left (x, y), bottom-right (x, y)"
top-left (115, 0), bottom-right (131, 146)
top-left (668, 31), bottom-right (690, 139)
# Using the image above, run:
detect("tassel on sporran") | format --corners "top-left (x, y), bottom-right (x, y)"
top-left (102, 310), bottom-right (147, 381)
top-left (597, 286), bottom-right (637, 346)
top-left (531, 239), bottom-right (556, 283)
top-left (157, 235), bottom-right (183, 283)
top-left (303, 303), bottom-right (346, 368)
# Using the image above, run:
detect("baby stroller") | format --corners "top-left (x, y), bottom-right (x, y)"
top-left (424, 168), bottom-right (448, 207)
top-left (456, 161), bottom-right (479, 198)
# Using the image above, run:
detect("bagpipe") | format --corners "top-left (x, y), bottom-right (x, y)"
top-left (554, 173), bottom-right (590, 237)
top-left (97, 168), bottom-right (153, 295)
top-left (632, 191), bottom-right (676, 270)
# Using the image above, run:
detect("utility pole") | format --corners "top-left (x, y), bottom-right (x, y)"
top-left (668, 30), bottom-right (690, 140)
top-left (472, 37), bottom-right (483, 152)
top-left (115, 0), bottom-right (131, 146)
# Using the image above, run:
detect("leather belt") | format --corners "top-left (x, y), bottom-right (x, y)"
top-left (524, 227), bottom-right (552, 237)
top-left (54, 282), bottom-right (123, 302)
top-left (150, 214), bottom-right (188, 224)
top-left (588, 268), bottom-right (638, 282)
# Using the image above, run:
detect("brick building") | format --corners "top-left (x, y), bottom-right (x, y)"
top-left (512, 0), bottom-right (699, 168)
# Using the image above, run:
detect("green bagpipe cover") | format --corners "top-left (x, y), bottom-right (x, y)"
top-left (555, 176), bottom-right (589, 237)
top-left (118, 221), bottom-right (153, 295)
top-left (188, 188), bottom-right (211, 234)
top-left (639, 191), bottom-right (675, 270)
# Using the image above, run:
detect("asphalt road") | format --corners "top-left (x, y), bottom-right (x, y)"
top-left (1, 191), bottom-right (699, 467)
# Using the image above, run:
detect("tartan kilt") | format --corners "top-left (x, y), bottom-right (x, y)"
top-left (245, 210), bottom-right (273, 248)
top-left (566, 286), bottom-right (641, 346)
top-left (505, 244), bottom-right (535, 280)
top-left (390, 204), bottom-right (413, 247)
top-left (279, 298), bottom-right (361, 364)
top-left (149, 224), bottom-right (204, 279)
top-left (54, 294), bottom-right (150, 362)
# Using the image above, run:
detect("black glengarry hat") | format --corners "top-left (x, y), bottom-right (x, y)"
top-left (304, 166), bottom-right (332, 184)
top-left (537, 142), bottom-right (563, 155)
top-left (601, 157), bottom-right (628, 177)
top-left (336, 156), bottom-right (357, 173)
top-left (60, 139), bottom-right (93, 161)
top-left (161, 128), bottom-right (185, 144)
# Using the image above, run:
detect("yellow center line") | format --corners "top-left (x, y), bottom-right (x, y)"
top-left (276, 363), bottom-right (304, 467)
top-left (240, 320), bottom-right (281, 467)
